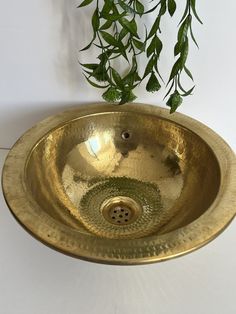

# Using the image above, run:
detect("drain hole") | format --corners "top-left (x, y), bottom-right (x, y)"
top-left (125, 219), bottom-right (128, 222)
top-left (117, 220), bottom-right (121, 223)
top-left (122, 131), bottom-right (131, 140)
top-left (112, 216), bottom-right (115, 219)
top-left (125, 213), bottom-right (128, 216)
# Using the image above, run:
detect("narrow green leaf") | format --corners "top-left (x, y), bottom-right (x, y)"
top-left (93, 42), bottom-right (110, 49)
top-left (178, 0), bottom-right (189, 25)
top-left (135, 0), bottom-right (145, 15)
top-left (80, 63), bottom-right (98, 70)
top-left (154, 63), bottom-right (164, 83)
top-left (147, 36), bottom-right (157, 58)
top-left (109, 52), bottom-right (122, 60)
top-left (155, 36), bottom-right (163, 56)
top-left (130, 19), bottom-right (139, 38)
top-left (84, 75), bottom-right (109, 88)
top-left (190, 23), bottom-right (199, 48)
top-left (143, 55), bottom-right (157, 78)
top-left (167, 58), bottom-right (181, 84)
top-left (100, 20), bottom-right (113, 30)
top-left (82, 69), bottom-right (94, 76)
top-left (78, 0), bottom-right (94, 8)
top-left (174, 42), bottom-right (180, 56)
top-left (100, 31), bottom-right (119, 46)
top-left (133, 38), bottom-right (145, 51)
top-left (164, 79), bottom-right (175, 99)
top-left (119, 27), bottom-right (128, 40)
top-left (80, 35), bottom-right (95, 51)
top-left (190, 0), bottom-right (203, 24)
top-left (148, 16), bottom-right (160, 39)
top-left (168, 0), bottom-right (176, 17)
top-left (160, 0), bottom-right (167, 16)
top-left (143, 3), bottom-right (160, 15)
top-left (184, 65), bottom-right (194, 81)
top-left (181, 85), bottom-right (195, 96)
top-left (92, 9), bottom-right (100, 32)
top-left (177, 74), bottom-right (188, 93)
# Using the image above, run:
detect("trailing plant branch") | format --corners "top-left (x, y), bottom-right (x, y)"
top-left (142, 0), bottom-right (168, 94)
top-left (78, 0), bottom-right (202, 113)
top-left (165, 0), bottom-right (202, 113)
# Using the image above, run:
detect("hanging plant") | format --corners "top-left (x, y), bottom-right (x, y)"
top-left (78, 0), bottom-right (202, 113)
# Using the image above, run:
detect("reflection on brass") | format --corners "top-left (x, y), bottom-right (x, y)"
top-left (2, 103), bottom-right (236, 265)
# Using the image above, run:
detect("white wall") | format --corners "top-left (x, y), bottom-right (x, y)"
top-left (0, 1), bottom-right (235, 150)
top-left (0, 1), bottom-right (236, 314)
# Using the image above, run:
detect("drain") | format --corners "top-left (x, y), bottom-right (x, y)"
top-left (78, 176), bottom-right (163, 239)
top-left (101, 196), bottom-right (141, 225)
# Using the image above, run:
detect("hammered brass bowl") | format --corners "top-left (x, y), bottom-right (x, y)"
top-left (2, 104), bottom-right (236, 264)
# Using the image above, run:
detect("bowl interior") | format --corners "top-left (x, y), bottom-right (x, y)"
top-left (25, 111), bottom-right (221, 239)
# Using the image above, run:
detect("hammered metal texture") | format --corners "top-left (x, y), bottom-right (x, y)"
top-left (77, 176), bottom-right (163, 239)
top-left (2, 103), bottom-right (236, 265)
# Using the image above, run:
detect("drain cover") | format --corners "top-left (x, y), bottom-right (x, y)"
top-left (101, 196), bottom-right (142, 225)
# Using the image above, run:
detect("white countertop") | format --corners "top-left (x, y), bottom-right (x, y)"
top-left (1, 149), bottom-right (236, 314)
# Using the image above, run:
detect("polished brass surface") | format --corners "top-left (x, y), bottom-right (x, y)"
top-left (2, 103), bottom-right (236, 265)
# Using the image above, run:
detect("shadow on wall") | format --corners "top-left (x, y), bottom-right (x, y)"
top-left (49, 0), bottom-right (99, 92)
top-left (0, 101), bottom-right (96, 148)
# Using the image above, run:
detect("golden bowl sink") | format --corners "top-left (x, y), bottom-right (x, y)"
top-left (2, 103), bottom-right (236, 265)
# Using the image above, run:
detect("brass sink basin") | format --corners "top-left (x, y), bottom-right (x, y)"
top-left (2, 103), bottom-right (236, 264)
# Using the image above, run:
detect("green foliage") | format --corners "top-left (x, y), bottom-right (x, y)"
top-left (146, 72), bottom-right (161, 93)
top-left (166, 90), bottom-right (183, 113)
top-left (78, 0), bottom-right (202, 113)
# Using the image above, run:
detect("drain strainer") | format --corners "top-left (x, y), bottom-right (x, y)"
top-left (78, 176), bottom-right (163, 239)
top-left (101, 196), bottom-right (142, 225)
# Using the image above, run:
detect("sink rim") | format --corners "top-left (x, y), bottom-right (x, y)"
top-left (2, 103), bottom-right (236, 265)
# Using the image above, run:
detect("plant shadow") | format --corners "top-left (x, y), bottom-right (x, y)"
top-left (48, 0), bottom-right (101, 92)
